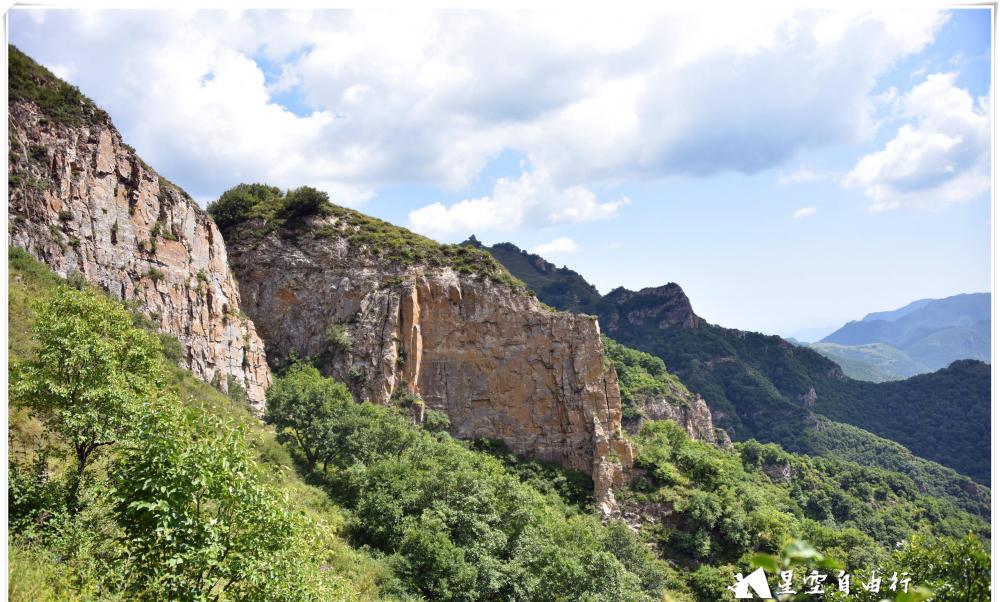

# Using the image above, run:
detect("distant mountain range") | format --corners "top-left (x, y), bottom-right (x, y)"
top-left (469, 237), bottom-right (992, 487)
top-left (806, 293), bottom-right (989, 382)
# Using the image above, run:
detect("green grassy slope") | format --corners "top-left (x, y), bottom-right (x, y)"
top-left (8, 247), bottom-right (396, 601)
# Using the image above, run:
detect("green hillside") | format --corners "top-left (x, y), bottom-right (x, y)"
top-left (9, 247), bottom-right (990, 601)
top-left (481, 240), bottom-right (992, 487)
top-left (807, 342), bottom-right (926, 382)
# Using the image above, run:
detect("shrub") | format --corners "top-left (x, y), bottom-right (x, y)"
top-left (326, 323), bottom-right (353, 354)
top-left (111, 403), bottom-right (343, 600)
top-left (422, 409), bottom-right (451, 433)
top-left (157, 333), bottom-right (185, 364)
top-left (277, 186), bottom-right (333, 222)
top-left (206, 183), bottom-right (281, 231)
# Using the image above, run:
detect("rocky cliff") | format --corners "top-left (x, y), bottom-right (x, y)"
top-left (625, 393), bottom-right (732, 448)
top-left (7, 47), bottom-right (270, 407)
top-left (222, 204), bottom-right (633, 513)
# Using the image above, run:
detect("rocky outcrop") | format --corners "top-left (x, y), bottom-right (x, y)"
top-left (602, 283), bottom-right (701, 333)
top-left (225, 215), bottom-right (633, 513)
top-left (625, 393), bottom-right (732, 448)
top-left (8, 98), bottom-right (270, 407)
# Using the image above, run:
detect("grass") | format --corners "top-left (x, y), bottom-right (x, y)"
top-left (9, 45), bottom-right (107, 128)
top-left (7, 247), bottom-right (396, 601)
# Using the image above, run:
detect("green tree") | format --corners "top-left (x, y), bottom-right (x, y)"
top-left (206, 183), bottom-right (281, 230)
top-left (885, 533), bottom-right (989, 602)
top-left (278, 186), bottom-right (332, 221)
top-left (111, 403), bottom-right (338, 600)
top-left (265, 362), bottom-right (352, 471)
top-left (11, 287), bottom-right (161, 510)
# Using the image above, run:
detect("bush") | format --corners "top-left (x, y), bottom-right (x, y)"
top-left (157, 333), bottom-right (185, 364)
top-left (422, 409), bottom-right (451, 433)
top-left (327, 323), bottom-right (353, 354)
top-left (268, 367), bottom-right (670, 601)
top-left (265, 362), bottom-right (353, 471)
top-left (206, 183), bottom-right (281, 231)
top-left (112, 403), bottom-right (342, 600)
top-left (277, 186), bottom-right (333, 222)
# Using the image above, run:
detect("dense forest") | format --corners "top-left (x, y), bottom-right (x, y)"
top-left (8, 248), bottom-right (990, 600)
top-left (481, 240), bottom-right (992, 485)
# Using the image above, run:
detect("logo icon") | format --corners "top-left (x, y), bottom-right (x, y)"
top-left (729, 567), bottom-right (774, 599)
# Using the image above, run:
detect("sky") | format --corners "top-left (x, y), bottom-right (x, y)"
top-left (8, 8), bottom-right (992, 340)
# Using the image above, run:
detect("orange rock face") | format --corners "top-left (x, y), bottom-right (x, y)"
top-left (226, 219), bottom-right (632, 513)
top-left (8, 101), bottom-right (270, 408)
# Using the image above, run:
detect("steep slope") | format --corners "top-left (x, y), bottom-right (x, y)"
top-left (820, 292), bottom-right (990, 371)
top-left (603, 335), bottom-right (730, 447)
top-left (214, 189), bottom-right (633, 513)
top-left (7, 45), bottom-right (270, 407)
top-left (479, 239), bottom-right (992, 487)
top-left (7, 248), bottom-right (393, 601)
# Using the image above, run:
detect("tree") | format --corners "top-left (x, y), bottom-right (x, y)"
top-left (206, 183), bottom-right (280, 231)
top-left (11, 286), bottom-right (161, 510)
top-left (277, 186), bottom-right (332, 221)
top-left (111, 403), bottom-right (335, 600)
top-left (264, 362), bottom-right (352, 472)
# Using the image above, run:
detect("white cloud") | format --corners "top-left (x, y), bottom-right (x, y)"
top-left (793, 206), bottom-right (819, 218)
top-left (778, 167), bottom-right (834, 186)
top-left (9, 9), bottom-right (947, 218)
top-left (844, 72), bottom-right (989, 211)
top-left (530, 237), bottom-right (579, 255)
top-left (407, 167), bottom-right (629, 236)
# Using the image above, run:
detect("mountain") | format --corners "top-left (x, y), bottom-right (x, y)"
top-left (806, 341), bottom-right (927, 382)
top-left (7, 45), bottom-right (271, 406)
top-left (7, 45), bottom-right (992, 602)
top-left (819, 293), bottom-right (990, 373)
top-left (477, 238), bottom-right (992, 486)
top-left (209, 186), bottom-right (634, 514)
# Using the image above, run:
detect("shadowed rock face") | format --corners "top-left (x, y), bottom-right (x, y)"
top-left (8, 100), bottom-right (270, 407)
top-left (601, 283), bottom-right (701, 333)
top-left (225, 218), bottom-right (634, 514)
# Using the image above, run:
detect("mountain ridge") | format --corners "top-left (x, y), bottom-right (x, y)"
top-left (476, 238), bottom-right (992, 486)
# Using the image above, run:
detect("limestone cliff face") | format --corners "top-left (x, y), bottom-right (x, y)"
top-left (225, 216), bottom-right (633, 513)
top-left (625, 393), bottom-right (732, 449)
top-left (8, 100), bottom-right (270, 407)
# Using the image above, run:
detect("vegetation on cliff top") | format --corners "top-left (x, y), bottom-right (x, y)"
top-left (9, 45), bottom-right (107, 127)
top-left (603, 335), bottom-right (693, 420)
top-left (208, 183), bottom-right (528, 292)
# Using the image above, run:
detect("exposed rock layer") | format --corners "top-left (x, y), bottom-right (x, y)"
top-left (625, 393), bottom-right (732, 448)
top-left (8, 101), bottom-right (270, 407)
top-left (225, 218), bottom-right (633, 512)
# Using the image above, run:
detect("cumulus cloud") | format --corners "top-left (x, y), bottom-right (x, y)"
top-left (8, 8), bottom-right (947, 218)
top-left (793, 206), bottom-right (819, 218)
top-left (844, 72), bottom-right (989, 211)
top-left (530, 237), bottom-right (579, 255)
top-left (407, 168), bottom-right (628, 236)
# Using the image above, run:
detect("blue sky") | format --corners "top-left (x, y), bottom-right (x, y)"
top-left (9, 8), bottom-right (991, 339)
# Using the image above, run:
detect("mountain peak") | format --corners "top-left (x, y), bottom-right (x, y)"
top-left (602, 282), bottom-right (700, 331)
